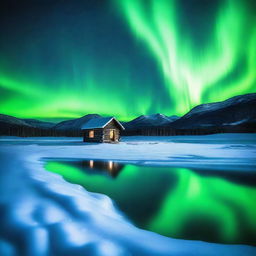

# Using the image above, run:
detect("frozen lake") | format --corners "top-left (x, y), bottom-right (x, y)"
top-left (45, 159), bottom-right (256, 246)
top-left (0, 134), bottom-right (256, 255)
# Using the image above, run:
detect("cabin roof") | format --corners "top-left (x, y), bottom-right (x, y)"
top-left (81, 117), bottom-right (125, 130)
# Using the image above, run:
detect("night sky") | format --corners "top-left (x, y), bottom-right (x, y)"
top-left (0, 0), bottom-right (255, 121)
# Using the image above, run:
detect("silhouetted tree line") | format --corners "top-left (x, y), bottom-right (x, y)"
top-left (122, 123), bottom-right (256, 136)
top-left (0, 124), bottom-right (83, 137)
top-left (1, 123), bottom-right (255, 137)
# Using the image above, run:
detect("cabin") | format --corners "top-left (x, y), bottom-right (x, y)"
top-left (81, 117), bottom-right (125, 143)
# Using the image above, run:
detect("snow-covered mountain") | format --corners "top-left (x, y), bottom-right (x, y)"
top-left (0, 114), bottom-right (31, 127)
top-left (0, 114), bottom-right (55, 129)
top-left (124, 114), bottom-right (179, 129)
top-left (54, 114), bottom-right (102, 131)
top-left (171, 93), bottom-right (256, 129)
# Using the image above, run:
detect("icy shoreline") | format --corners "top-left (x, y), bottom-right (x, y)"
top-left (0, 134), bottom-right (256, 255)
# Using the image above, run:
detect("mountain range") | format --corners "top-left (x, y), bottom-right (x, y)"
top-left (123, 114), bottom-right (179, 129)
top-left (0, 93), bottom-right (255, 136)
top-left (169, 93), bottom-right (256, 130)
top-left (0, 114), bottom-right (56, 129)
top-left (54, 114), bottom-right (101, 131)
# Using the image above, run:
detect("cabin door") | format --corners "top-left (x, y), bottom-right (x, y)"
top-left (109, 129), bottom-right (115, 141)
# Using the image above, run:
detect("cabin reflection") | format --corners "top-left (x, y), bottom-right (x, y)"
top-left (77, 160), bottom-right (124, 177)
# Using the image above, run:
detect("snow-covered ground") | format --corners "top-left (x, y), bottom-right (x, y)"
top-left (0, 134), bottom-right (256, 256)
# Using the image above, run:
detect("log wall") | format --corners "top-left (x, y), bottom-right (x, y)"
top-left (83, 128), bottom-right (104, 142)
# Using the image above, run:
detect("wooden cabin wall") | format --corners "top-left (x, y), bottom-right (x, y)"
top-left (103, 128), bottom-right (120, 142)
top-left (83, 128), bottom-right (103, 142)
top-left (103, 120), bottom-right (120, 142)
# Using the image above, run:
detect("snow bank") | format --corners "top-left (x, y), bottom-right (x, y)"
top-left (0, 134), bottom-right (256, 255)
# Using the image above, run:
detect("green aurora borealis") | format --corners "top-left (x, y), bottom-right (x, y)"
top-left (0, 0), bottom-right (256, 121)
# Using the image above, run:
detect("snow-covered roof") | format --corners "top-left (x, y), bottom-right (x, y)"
top-left (81, 117), bottom-right (125, 130)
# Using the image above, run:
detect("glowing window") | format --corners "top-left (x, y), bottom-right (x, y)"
top-left (89, 130), bottom-right (94, 138)
top-left (109, 130), bottom-right (114, 139)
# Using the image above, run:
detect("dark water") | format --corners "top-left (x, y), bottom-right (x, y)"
top-left (45, 159), bottom-right (256, 245)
